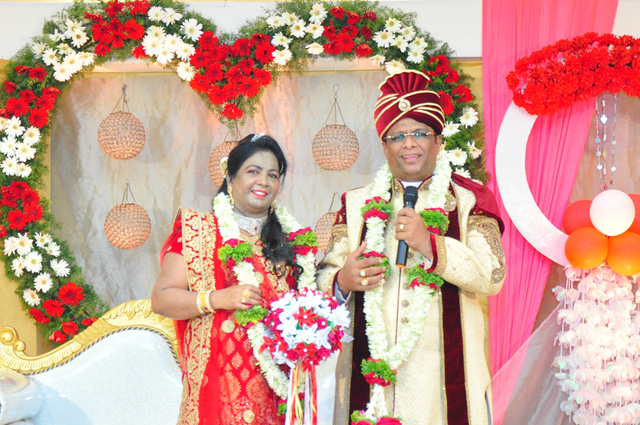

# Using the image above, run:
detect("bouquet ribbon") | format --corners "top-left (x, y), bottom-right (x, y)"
top-left (285, 361), bottom-right (318, 425)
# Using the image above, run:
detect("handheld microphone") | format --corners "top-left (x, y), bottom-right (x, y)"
top-left (396, 186), bottom-right (419, 267)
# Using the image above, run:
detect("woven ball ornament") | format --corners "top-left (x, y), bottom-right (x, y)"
top-left (314, 211), bottom-right (338, 252)
top-left (312, 124), bottom-right (359, 171)
top-left (97, 111), bottom-right (146, 159)
top-left (104, 203), bottom-right (151, 249)
top-left (209, 139), bottom-right (239, 186)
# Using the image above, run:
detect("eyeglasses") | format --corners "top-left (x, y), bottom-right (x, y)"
top-left (385, 131), bottom-right (437, 144)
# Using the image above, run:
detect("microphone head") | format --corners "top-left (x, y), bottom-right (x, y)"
top-left (403, 186), bottom-right (419, 206)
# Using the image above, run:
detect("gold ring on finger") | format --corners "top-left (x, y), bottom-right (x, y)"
top-left (360, 269), bottom-right (366, 278)
top-left (399, 223), bottom-right (405, 231)
top-left (241, 289), bottom-right (251, 298)
top-left (361, 278), bottom-right (368, 286)
top-left (240, 297), bottom-right (245, 304)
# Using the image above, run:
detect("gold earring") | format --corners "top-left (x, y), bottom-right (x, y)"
top-left (269, 203), bottom-right (274, 215)
top-left (228, 185), bottom-right (234, 206)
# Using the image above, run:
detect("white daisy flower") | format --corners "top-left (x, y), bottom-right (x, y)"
top-left (370, 54), bottom-right (386, 67)
top-left (290, 20), bottom-right (307, 38)
top-left (460, 107), bottom-right (479, 128)
top-left (398, 26), bottom-right (416, 41)
top-left (31, 42), bottom-right (47, 56)
top-left (16, 162), bottom-right (32, 178)
top-left (51, 258), bottom-right (70, 277)
top-left (35, 232), bottom-right (53, 247)
top-left (11, 257), bottom-right (25, 277)
top-left (176, 62), bottom-right (195, 81)
top-left (142, 36), bottom-right (163, 56)
top-left (175, 41), bottom-right (195, 61)
top-left (53, 62), bottom-right (72, 82)
top-left (65, 19), bottom-right (83, 36)
top-left (271, 32), bottom-right (291, 48)
top-left (373, 30), bottom-right (393, 48)
top-left (164, 34), bottom-right (182, 53)
top-left (46, 242), bottom-right (61, 257)
top-left (4, 237), bottom-right (20, 256)
top-left (306, 23), bottom-right (324, 39)
top-left (6, 117), bottom-right (26, 137)
top-left (309, 3), bottom-right (328, 24)
top-left (266, 15), bottom-right (285, 29)
top-left (272, 49), bottom-right (292, 66)
top-left (49, 28), bottom-right (65, 42)
top-left (385, 18), bottom-right (402, 33)
top-left (161, 8), bottom-right (183, 25)
top-left (23, 288), bottom-right (40, 306)
top-left (0, 136), bottom-right (18, 157)
top-left (1, 157), bottom-right (18, 176)
top-left (79, 51), bottom-right (95, 67)
top-left (409, 42), bottom-right (426, 56)
top-left (441, 122), bottom-right (461, 137)
top-left (385, 59), bottom-right (406, 75)
top-left (467, 141), bottom-right (482, 159)
top-left (42, 48), bottom-right (59, 66)
top-left (412, 37), bottom-right (429, 50)
top-left (24, 251), bottom-right (43, 274)
top-left (181, 18), bottom-right (203, 42)
top-left (454, 167), bottom-right (471, 179)
top-left (22, 127), bottom-right (41, 145)
top-left (148, 6), bottom-right (164, 22)
top-left (447, 148), bottom-right (468, 166)
top-left (70, 29), bottom-right (89, 49)
top-left (15, 142), bottom-right (36, 162)
top-left (392, 36), bottom-right (409, 52)
top-left (281, 12), bottom-right (298, 25)
top-left (34, 272), bottom-right (53, 293)
top-left (155, 46), bottom-right (175, 65)
top-left (63, 53), bottom-right (83, 73)
top-left (0, 117), bottom-right (8, 132)
top-left (146, 25), bottom-right (166, 39)
top-left (57, 43), bottom-right (73, 56)
top-left (407, 49), bottom-right (425, 64)
top-left (305, 43), bottom-right (324, 55)
top-left (17, 234), bottom-right (33, 256)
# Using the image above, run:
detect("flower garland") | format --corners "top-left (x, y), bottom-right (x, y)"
top-left (507, 32), bottom-right (640, 116)
top-left (0, 0), bottom-right (484, 343)
top-left (212, 192), bottom-right (318, 399)
top-left (354, 152), bottom-right (452, 423)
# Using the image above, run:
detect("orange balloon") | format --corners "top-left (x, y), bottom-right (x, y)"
top-left (628, 194), bottom-right (640, 234)
top-left (564, 227), bottom-right (608, 270)
top-left (607, 231), bottom-right (640, 276)
top-left (563, 200), bottom-right (594, 234)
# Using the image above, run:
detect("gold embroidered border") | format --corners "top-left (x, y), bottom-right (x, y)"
top-left (432, 234), bottom-right (447, 276)
top-left (468, 215), bottom-right (505, 285)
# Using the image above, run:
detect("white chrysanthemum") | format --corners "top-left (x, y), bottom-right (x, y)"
top-left (146, 25), bottom-right (166, 39)
top-left (447, 148), bottom-right (468, 166)
top-left (53, 62), bottom-right (72, 82)
top-left (266, 15), bottom-right (285, 29)
top-left (16, 162), bottom-right (32, 178)
top-left (11, 257), bottom-right (25, 277)
top-left (51, 258), bottom-right (71, 277)
top-left (441, 122), bottom-right (461, 137)
top-left (408, 42), bottom-right (426, 56)
top-left (163, 34), bottom-right (182, 53)
top-left (309, 3), bottom-right (328, 24)
top-left (373, 30), bottom-right (393, 48)
top-left (4, 236), bottom-right (19, 256)
top-left (46, 242), bottom-right (61, 257)
top-left (392, 36), bottom-right (408, 52)
top-left (57, 43), bottom-right (73, 56)
top-left (24, 251), bottom-right (43, 273)
top-left (148, 6), bottom-right (164, 21)
top-left (176, 62), bottom-right (195, 81)
top-left (406, 49), bottom-right (424, 64)
top-left (142, 36), bottom-right (163, 56)
top-left (22, 127), bottom-right (41, 145)
top-left (174, 40), bottom-right (195, 61)
top-left (385, 18), bottom-right (402, 33)
top-left (1, 136), bottom-right (17, 157)
top-left (181, 18), bottom-right (203, 42)
top-left (65, 19), bottom-right (83, 36)
top-left (63, 53), bottom-right (83, 73)
top-left (155, 46), bottom-right (175, 65)
top-left (49, 28), bottom-right (64, 42)
top-left (305, 23), bottom-right (324, 39)
top-left (161, 8), bottom-right (183, 25)
top-left (34, 272), bottom-right (53, 293)
top-left (290, 20), bottom-right (307, 38)
top-left (460, 107), bottom-right (479, 128)
top-left (385, 60), bottom-right (406, 75)
top-left (281, 12), bottom-right (298, 25)
top-left (1, 157), bottom-right (18, 176)
top-left (15, 142), bottom-right (36, 162)
top-left (305, 42), bottom-right (324, 55)
top-left (31, 42), bottom-right (47, 56)
top-left (79, 51), bottom-right (95, 67)
top-left (23, 288), bottom-right (40, 306)
top-left (271, 32), bottom-right (291, 48)
top-left (370, 54), bottom-right (386, 67)
top-left (6, 117), bottom-right (25, 137)
top-left (35, 232), bottom-right (53, 248)
top-left (466, 141), bottom-right (482, 159)
top-left (412, 37), bottom-right (429, 50)
top-left (17, 234), bottom-right (34, 254)
top-left (398, 26), bottom-right (416, 41)
top-left (42, 48), bottom-right (59, 66)
top-left (70, 29), bottom-right (89, 48)
top-left (272, 49), bottom-right (292, 66)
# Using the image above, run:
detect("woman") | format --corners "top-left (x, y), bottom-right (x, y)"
top-left (152, 134), bottom-right (305, 425)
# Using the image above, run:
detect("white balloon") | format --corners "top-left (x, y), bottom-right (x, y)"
top-left (589, 190), bottom-right (635, 236)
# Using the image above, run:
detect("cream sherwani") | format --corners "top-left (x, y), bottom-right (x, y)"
top-left (318, 178), bottom-right (506, 425)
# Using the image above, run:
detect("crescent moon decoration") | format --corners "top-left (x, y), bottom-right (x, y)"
top-left (0, 0), bottom-right (483, 342)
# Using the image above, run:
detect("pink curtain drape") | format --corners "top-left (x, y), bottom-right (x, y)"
top-left (482, 0), bottom-right (618, 421)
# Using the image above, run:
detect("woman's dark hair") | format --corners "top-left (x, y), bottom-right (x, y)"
top-left (217, 134), bottom-right (301, 279)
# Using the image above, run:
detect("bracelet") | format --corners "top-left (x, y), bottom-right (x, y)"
top-left (196, 290), bottom-right (214, 315)
top-left (202, 290), bottom-right (214, 313)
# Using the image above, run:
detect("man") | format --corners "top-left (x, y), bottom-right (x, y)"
top-left (318, 70), bottom-right (506, 425)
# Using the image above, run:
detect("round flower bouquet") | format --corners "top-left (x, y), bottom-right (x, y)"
top-left (261, 288), bottom-right (350, 425)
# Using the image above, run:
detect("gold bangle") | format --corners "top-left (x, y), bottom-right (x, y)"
top-left (202, 290), bottom-right (214, 314)
top-left (196, 291), bottom-right (206, 315)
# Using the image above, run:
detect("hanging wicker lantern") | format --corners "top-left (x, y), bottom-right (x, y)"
top-left (314, 211), bottom-right (338, 253)
top-left (209, 139), bottom-right (239, 186)
top-left (97, 84), bottom-right (145, 160)
top-left (104, 182), bottom-right (151, 249)
top-left (312, 84), bottom-right (359, 170)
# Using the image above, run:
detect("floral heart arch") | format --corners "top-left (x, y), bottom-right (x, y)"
top-left (0, 0), bottom-right (482, 343)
